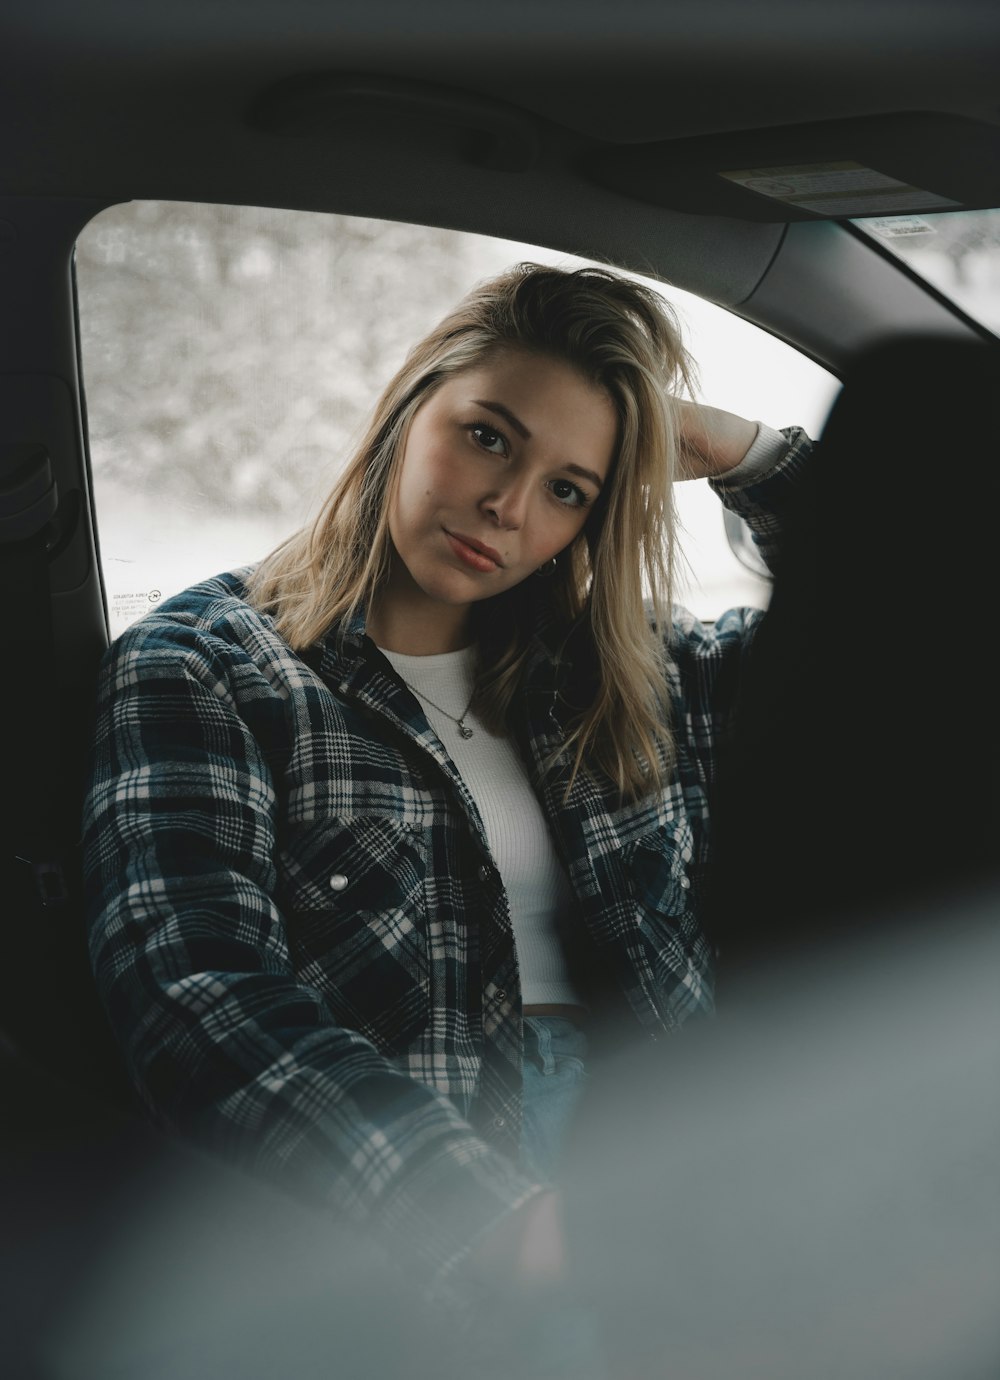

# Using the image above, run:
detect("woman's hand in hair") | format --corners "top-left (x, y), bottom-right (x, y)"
top-left (674, 400), bottom-right (759, 480)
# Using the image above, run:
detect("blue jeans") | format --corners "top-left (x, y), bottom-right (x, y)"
top-left (502, 1017), bottom-right (604, 1376)
top-left (519, 1015), bottom-right (589, 1184)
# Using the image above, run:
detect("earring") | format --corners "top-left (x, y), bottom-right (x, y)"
top-left (535, 557), bottom-right (558, 577)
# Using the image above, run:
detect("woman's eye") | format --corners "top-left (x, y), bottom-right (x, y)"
top-left (549, 478), bottom-right (590, 509)
top-left (470, 424), bottom-right (507, 456)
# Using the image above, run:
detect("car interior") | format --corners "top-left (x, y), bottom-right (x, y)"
top-left (1, 2), bottom-right (998, 1375)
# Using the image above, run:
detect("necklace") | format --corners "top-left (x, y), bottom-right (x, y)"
top-left (399, 678), bottom-right (476, 739)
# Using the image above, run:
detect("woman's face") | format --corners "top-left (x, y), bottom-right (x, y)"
top-left (375, 348), bottom-right (617, 653)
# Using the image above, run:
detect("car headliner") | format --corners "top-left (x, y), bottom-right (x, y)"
top-left (1, 1), bottom-right (999, 304)
top-left (5, 1), bottom-right (1000, 146)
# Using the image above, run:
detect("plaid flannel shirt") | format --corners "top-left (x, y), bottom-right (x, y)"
top-left (83, 428), bottom-right (813, 1280)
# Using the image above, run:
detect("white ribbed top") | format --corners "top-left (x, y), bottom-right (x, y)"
top-left (379, 644), bottom-right (585, 1008)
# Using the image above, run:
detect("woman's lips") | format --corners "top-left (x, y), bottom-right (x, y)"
top-left (444, 530), bottom-right (503, 573)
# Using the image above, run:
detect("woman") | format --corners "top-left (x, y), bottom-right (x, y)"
top-left (83, 263), bottom-right (812, 1291)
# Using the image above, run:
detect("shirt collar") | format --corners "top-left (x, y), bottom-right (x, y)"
top-left (314, 595), bottom-right (581, 682)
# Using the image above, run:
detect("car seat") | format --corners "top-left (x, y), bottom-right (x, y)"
top-left (704, 334), bottom-right (1000, 986)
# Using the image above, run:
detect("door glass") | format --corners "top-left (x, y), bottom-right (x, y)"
top-left (852, 208), bottom-right (1000, 335)
top-left (75, 201), bottom-right (839, 638)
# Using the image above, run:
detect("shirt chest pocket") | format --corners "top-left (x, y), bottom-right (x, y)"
top-left (278, 815), bottom-right (429, 1050)
top-left (617, 821), bottom-right (711, 997)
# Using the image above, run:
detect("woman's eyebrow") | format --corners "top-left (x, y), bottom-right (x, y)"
top-left (565, 463), bottom-right (604, 491)
top-left (471, 399), bottom-right (604, 489)
top-left (472, 399), bottom-right (531, 440)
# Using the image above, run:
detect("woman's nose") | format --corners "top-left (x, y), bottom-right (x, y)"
top-left (481, 478), bottom-right (530, 530)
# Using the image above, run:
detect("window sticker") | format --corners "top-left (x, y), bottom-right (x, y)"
top-left (719, 162), bottom-right (960, 216)
top-left (109, 587), bottom-right (162, 632)
top-left (859, 216), bottom-right (936, 239)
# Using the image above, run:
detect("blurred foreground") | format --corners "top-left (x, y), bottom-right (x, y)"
top-left (3, 879), bottom-right (998, 1380)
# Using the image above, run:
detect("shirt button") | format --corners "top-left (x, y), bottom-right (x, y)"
top-left (477, 863), bottom-right (492, 882)
top-left (328, 873), bottom-right (349, 892)
top-left (493, 1115), bottom-right (506, 1130)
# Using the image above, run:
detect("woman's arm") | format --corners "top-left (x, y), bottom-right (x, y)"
top-left (83, 613), bottom-right (542, 1286)
top-left (675, 400), bottom-right (761, 480)
top-left (674, 398), bottom-right (816, 576)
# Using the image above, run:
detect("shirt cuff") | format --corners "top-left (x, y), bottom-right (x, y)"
top-left (719, 422), bottom-right (792, 487)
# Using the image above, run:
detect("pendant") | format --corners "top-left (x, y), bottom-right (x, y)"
top-left (458, 722), bottom-right (474, 739)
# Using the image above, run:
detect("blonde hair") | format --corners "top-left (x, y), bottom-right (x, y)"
top-left (247, 262), bottom-right (696, 799)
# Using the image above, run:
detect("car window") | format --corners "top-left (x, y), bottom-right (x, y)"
top-left (852, 208), bottom-right (1000, 335)
top-left (75, 201), bottom-right (839, 639)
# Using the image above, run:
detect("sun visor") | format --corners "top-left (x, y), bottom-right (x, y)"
top-left (583, 113), bottom-right (1000, 222)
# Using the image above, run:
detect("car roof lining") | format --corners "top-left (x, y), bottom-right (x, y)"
top-left (5, 1), bottom-right (1000, 144)
top-left (3, 2), bottom-right (999, 306)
